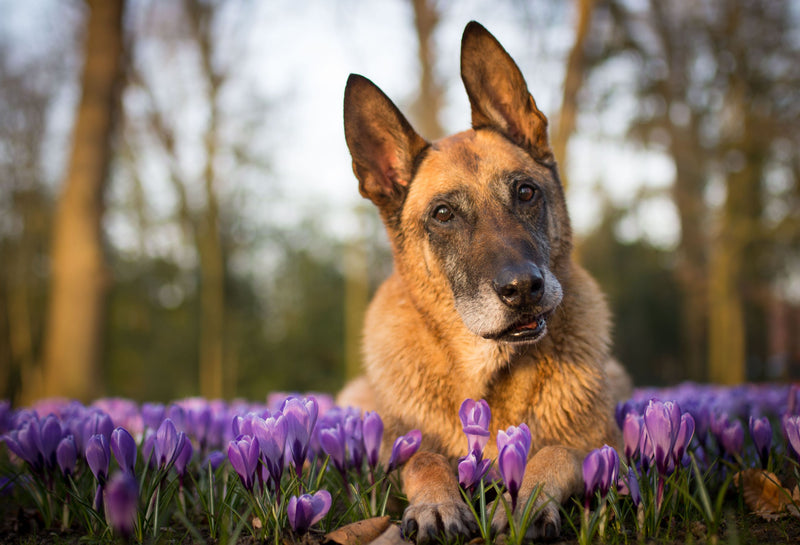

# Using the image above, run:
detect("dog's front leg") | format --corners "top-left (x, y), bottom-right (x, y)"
top-left (400, 451), bottom-right (478, 543)
top-left (491, 445), bottom-right (584, 539)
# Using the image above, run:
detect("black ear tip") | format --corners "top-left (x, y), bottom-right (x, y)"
top-left (463, 21), bottom-right (489, 41)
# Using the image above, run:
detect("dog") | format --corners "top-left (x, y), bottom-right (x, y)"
top-left (337, 21), bottom-right (630, 542)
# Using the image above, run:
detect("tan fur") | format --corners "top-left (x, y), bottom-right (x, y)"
top-left (338, 22), bottom-right (630, 542)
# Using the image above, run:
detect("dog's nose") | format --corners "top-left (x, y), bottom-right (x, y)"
top-left (493, 263), bottom-right (544, 308)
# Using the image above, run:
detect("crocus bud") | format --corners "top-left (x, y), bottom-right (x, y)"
top-left (749, 416), bottom-right (771, 468)
top-left (458, 451), bottom-right (491, 491)
top-left (622, 413), bottom-right (642, 463)
top-left (782, 414), bottom-right (800, 462)
top-left (459, 399), bottom-right (491, 457)
top-left (672, 413), bottom-right (695, 468)
top-left (362, 411), bottom-right (383, 470)
top-left (227, 436), bottom-right (259, 491)
top-left (104, 471), bottom-right (139, 536)
top-left (39, 414), bottom-right (64, 470)
top-left (252, 412), bottom-right (287, 489)
top-left (497, 424), bottom-right (532, 510)
top-left (643, 400), bottom-right (681, 476)
top-left (387, 430), bottom-right (422, 473)
top-left (719, 419), bottom-right (744, 457)
top-left (154, 418), bottom-right (185, 469)
top-left (287, 489), bottom-right (332, 534)
top-left (110, 427), bottom-right (137, 475)
top-left (319, 423), bottom-right (347, 475)
top-left (56, 435), bottom-right (77, 477)
top-left (86, 434), bottom-right (110, 484)
top-left (174, 436), bottom-right (193, 478)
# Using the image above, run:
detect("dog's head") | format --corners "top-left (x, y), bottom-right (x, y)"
top-left (343, 21), bottom-right (572, 344)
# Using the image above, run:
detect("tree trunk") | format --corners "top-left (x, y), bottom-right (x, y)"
top-left (553, 0), bottom-right (596, 191)
top-left (37, 0), bottom-right (125, 403)
top-left (410, 0), bottom-right (444, 140)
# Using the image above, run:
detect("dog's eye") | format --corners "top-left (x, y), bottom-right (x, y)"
top-left (518, 184), bottom-right (537, 203)
top-left (433, 205), bottom-right (454, 223)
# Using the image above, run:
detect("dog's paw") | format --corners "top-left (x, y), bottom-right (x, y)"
top-left (490, 493), bottom-right (561, 541)
top-left (401, 501), bottom-right (478, 544)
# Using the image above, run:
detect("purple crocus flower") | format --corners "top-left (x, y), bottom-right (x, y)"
top-left (782, 414), bottom-right (800, 461)
top-left (749, 416), bottom-right (772, 468)
top-left (672, 413), bottom-right (695, 468)
top-left (459, 399), bottom-right (491, 457)
top-left (458, 450), bottom-right (491, 491)
top-left (86, 434), bottom-right (111, 512)
top-left (281, 397), bottom-right (319, 478)
top-left (719, 419), bottom-right (744, 457)
top-left (319, 422), bottom-right (347, 476)
top-left (104, 471), bottom-right (139, 537)
top-left (202, 450), bottom-right (226, 471)
top-left (56, 435), bottom-right (77, 477)
top-left (110, 427), bottom-right (137, 475)
top-left (39, 414), bottom-right (64, 470)
top-left (174, 436), bottom-right (193, 478)
top-left (626, 467), bottom-right (642, 507)
top-left (154, 418), bottom-right (186, 470)
top-left (252, 412), bottom-right (287, 490)
top-left (82, 410), bottom-right (114, 451)
top-left (363, 411), bottom-right (383, 470)
top-left (344, 412), bottom-right (364, 470)
top-left (622, 413), bottom-right (642, 464)
top-left (497, 424), bottom-right (532, 510)
top-left (86, 434), bottom-right (110, 485)
top-left (287, 489), bottom-right (332, 534)
top-left (228, 435), bottom-right (260, 491)
top-left (583, 445), bottom-right (619, 502)
top-left (141, 403), bottom-right (165, 431)
top-left (387, 429), bottom-right (422, 473)
top-left (643, 400), bottom-right (681, 475)
top-left (2, 419), bottom-right (43, 472)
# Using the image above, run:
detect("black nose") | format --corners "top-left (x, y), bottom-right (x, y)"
top-left (493, 263), bottom-right (545, 309)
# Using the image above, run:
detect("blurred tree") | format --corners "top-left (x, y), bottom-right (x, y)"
top-left (590, 0), bottom-right (800, 383)
top-left (39, 0), bottom-right (125, 403)
top-left (0, 48), bottom-right (53, 404)
top-left (581, 197), bottom-right (682, 385)
top-left (409, 0), bottom-right (445, 140)
top-left (553, 0), bottom-right (596, 191)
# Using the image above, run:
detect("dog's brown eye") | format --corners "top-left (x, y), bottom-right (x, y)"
top-left (433, 205), bottom-right (454, 223)
top-left (518, 184), bottom-right (536, 202)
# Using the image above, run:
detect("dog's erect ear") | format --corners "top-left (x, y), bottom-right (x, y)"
top-left (344, 74), bottom-right (428, 219)
top-left (460, 21), bottom-right (554, 165)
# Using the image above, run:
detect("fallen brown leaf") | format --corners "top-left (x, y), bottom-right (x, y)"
top-left (323, 516), bottom-right (392, 545)
top-left (734, 468), bottom-right (800, 520)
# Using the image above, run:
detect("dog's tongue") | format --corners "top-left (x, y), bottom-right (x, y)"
top-left (517, 316), bottom-right (545, 332)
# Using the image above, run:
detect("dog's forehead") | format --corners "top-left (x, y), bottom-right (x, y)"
top-left (405, 130), bottom-right (550, 213)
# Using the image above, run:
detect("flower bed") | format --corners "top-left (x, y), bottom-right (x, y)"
top-left (2, 383), bottom-right (800, 544)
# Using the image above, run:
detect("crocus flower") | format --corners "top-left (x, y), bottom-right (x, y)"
top-left (281, 397), bottom-right (319, 478)
top-left (459, 399), bottom-right (491, 457)
top-left (643, 400), bottom-right (681, 475)
top-left (287, 489), bottom-right (332, 534)
top-left (104, 471), bottom-right (139, 537)
top-left (458, 450), bottom-right (491, 491)
top-left (344, 411), bottom-right (364, 470)
top-left (622, 413), bottom-right (642, 464)
top-left (719, 419), bottom-right (744, 458)
top-left (202, 450), bottom-right (226, 472)
top-left (174, 436), bottom-right (193, 478)
top-left (110, 427), bottom-right (137, 475)
top-left (2, 420), bottom-right (43, 472)
top-left (252, 412), bottom-right (287, 489)
top-left (672, 413), bottom-right (695, 467)
top-left (497, 424), bottom-right (532, 510)
top-left (228, 436), bottom-right (260, 491)
top-left (782, 414), bottom-right (800, 461)
top-left (154, 418), bottom-right (186, 470)
top-left (319, 422), bottom-right (347, 476)
top-left (86, 434), bottom-right (110, 485)
top-left (82, 410), bottom-right (114, 451)
top-left (387, 429), bottom-right (422, 473)
top-left (363, 411), bottom-right (383, 470)
top-left (56, 435), bottom-right (77, 477)
top-left (749, 416), bottom-right (771, 468)
top-left (141, 403), bottom-right (165, 431)
top-left (583, 445), bottom-right (619, 502)
top-left (39, 414), bottom-right (64, 470)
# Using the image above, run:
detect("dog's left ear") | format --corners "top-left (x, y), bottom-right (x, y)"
top-left (461, 21), bottom-right (554, 166)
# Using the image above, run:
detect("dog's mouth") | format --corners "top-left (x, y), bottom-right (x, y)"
top-left (487, 311), bottom-right (553, 344)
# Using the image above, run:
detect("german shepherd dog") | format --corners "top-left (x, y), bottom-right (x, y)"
top-left (338, 21), bottom-right (630, 542)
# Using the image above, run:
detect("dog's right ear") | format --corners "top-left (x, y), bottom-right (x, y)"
top-left (344, 74), bottom-right (428, 220)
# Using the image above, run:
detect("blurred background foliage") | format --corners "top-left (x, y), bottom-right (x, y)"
top-left (0, 0), bottom-right (798, 405)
